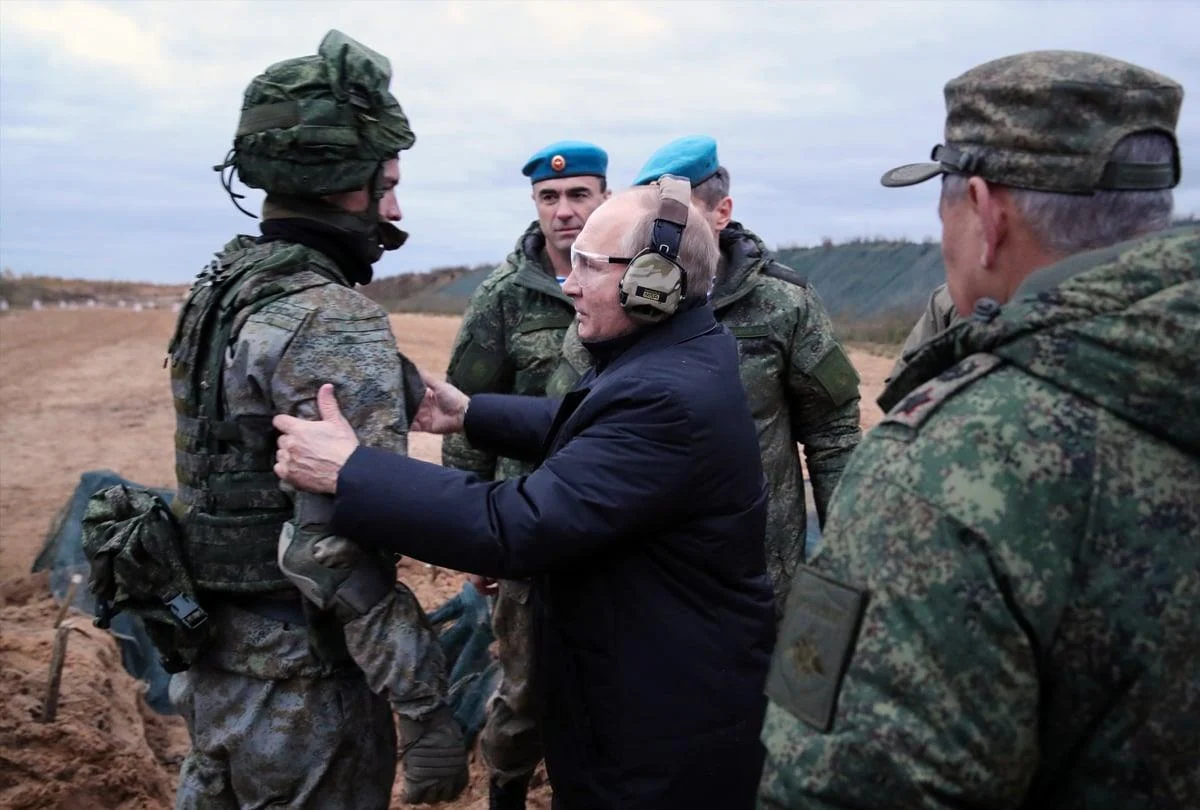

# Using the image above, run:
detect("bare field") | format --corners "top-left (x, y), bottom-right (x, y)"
top-left (0, 309), bottom-right (892, 809)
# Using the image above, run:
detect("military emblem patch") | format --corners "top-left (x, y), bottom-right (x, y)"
top-left (550, 154), bottom-right (566, 172)
top-left (765, 566), bottom-right (866, 732)
top-left (811, 345), bottom-right (861, 407)
top-left (885, 352), bottom-right (1003, 430)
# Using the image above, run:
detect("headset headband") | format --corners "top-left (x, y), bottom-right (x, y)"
top-left (651, 176), bottom-right (691, 261)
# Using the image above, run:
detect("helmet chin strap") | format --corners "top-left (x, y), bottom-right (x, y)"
top-left (365, 162), bottom-right (408, 260)
top-left (261, 162), bottom-right (408, 263)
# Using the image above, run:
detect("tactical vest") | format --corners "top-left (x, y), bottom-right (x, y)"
top-left (167, 239), bottom-right (343, 594)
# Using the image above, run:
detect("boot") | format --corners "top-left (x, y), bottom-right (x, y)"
top-left (489, 773), bottom-right (531, 810)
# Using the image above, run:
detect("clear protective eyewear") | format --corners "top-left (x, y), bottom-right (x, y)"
top-left (569, 245), bottom-right (633, 277)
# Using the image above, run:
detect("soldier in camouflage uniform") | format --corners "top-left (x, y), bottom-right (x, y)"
top-left (441, 141), bottom-right (609, 810)
top-left (886, 282), bottom-right (960, 384)
top-left (759, 51), bottom-right (1198, 809)
top-left (553, 136), bottom-right (862, 612)
top-left (166, 31), bottom-right (466, 808)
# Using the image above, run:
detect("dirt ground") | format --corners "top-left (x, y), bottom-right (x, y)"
top-left (0, 309), bottom-right (892, 809)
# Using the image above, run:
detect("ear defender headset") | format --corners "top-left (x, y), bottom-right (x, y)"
top-left (617, 174), bottom-right (692, 324)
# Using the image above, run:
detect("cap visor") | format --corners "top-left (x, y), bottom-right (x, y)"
top-left (880, 162), bottom-right (944, 188)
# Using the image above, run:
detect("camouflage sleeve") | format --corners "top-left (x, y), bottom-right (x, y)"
top-left (888, 283), bottom-right (960, 383)
top-left (544, 319), bottom-right (593, 398)
top-left (247, 288), bottom-right (444, 720)
top-left (758, 463), bottom-right (1043, 808)
top-left (441, 273), bottom-right (516, 480)
top-left (270, 287), bottom-right (410, 545)
top-left (783, 288), bottom-right (863, 526)
top-left (269, 290), bottom-right (410, 449)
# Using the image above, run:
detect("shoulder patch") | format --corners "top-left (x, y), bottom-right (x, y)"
top-left (449, 339), bottom-right (511, 394)
top-left (762, 261), bottom-right (808, 288)
top-left (765, 566), bottom-right (867, 732)
top-left (811, 345), bottom-right (860, 406)
top-left (884, 353), bottom-right (1003, 430)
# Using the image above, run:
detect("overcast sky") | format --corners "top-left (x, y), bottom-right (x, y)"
top-left (1, 0), bottom-right (1197, 283)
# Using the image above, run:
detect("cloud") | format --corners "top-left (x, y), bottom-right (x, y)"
top-left (0, 0), bottom-right (1197, 282)
top-left (1, 0), bottom-right (173, 85)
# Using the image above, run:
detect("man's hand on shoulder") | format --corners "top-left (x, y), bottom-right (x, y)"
top-left (274, 384), bottom-right (360, 494)
top-left (413, 371), bottom-right (470, 435)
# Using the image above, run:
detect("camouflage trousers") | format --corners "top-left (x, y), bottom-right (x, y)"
top-left (342, 580), bottom-right (447, 721)
top-left (169, 603), bottom-right (398, 810)
top-left (479, 579), bottom-right (544, 787)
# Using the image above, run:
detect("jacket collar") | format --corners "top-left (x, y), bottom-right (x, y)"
top-left (583, 305), bottom-right (719, 375)
top-left (709, 222), bottom-right (770, 310)
top-left (511, 221), bottom-right (572, 304)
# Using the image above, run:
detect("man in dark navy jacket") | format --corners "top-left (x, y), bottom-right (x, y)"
top-left (273, 183), bottom-right (776, 810)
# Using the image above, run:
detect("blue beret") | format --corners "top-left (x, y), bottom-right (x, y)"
top-left (632, 135), bottom-right (720, 186)
top-left (522, 140), bottom-right (608, 184)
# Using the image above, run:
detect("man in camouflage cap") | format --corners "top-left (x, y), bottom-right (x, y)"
top-left (167, 30), bottom-right (466, 808)
top-left (759, 51), bottom-right (1198, 808)
top-left (442, 139), bottom-right (609, 810)
top-left (551, 135), bottom-right (863, 612)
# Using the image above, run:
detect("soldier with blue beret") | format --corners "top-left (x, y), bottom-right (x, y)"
top-left (551, 134), bottom-right (864, 618)
top-left (443, 138), bottom-right (610, 810)
top-left (631, 134), bottom-right (721, 186)
top-left (522, 139), bottom-right (609, 185)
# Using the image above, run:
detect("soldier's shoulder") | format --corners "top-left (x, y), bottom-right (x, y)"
top-left (760, 259), bottom-right (809, 289)
top-left (880, 354), bottom-right (1099, 455)
top-left (879, 353), bottom-right (1008, 436)
top-left (475, 259), bottom-right (521, 294)
top-left (247, 281), bottom-right (391, 338)
top-left (739, 264), bottom-right (838, 348)
top-left (753, 263), bottom-right (823, 311)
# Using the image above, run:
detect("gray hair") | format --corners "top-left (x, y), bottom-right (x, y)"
top-left (619, 186), bottom-right (719, 300)
top-left (692, 166), bottom-right (731, 210)
top-left (941, 132), bottom-right (1175, 254)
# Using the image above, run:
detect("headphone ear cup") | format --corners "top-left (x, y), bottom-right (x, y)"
top-left (619, 251), bottom-right (683, 324)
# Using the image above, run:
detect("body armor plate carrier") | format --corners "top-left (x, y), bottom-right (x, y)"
top-left (167, 238), bottom-right (342, 594)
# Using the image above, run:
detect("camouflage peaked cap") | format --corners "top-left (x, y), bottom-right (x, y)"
top-left (882, 50), bottom-right (1183, 194)
top-left (231, 30), bottom-right (415, 196)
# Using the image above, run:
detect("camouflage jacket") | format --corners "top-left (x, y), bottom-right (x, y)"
top-left (887, 282), bottom-right (961, 384)
top-left (759, 226), bottom-right (1200, 809)
top-left (172, 237), bottom-right (442, 710)
top-left (443, 221), bottom-right (576, 481)
top-left (552, 223), bottom-right (862, 616)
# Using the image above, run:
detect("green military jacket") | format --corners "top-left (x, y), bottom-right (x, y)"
top-left (552, 223), bottom-right (863, 616)
top-left (443, 221), bottom-right (576, 481)
top-left (759, 226), bottom-right (1200, 809)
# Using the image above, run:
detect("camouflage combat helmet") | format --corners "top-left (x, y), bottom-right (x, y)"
top-left (217, 30), bottom-right (414, 204)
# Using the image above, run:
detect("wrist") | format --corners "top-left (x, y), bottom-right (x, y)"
top-left (457, 398), bottom-right (470, 434)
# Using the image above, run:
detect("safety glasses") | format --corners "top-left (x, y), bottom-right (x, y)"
top-left (569, 246), bottom-right (634, 277)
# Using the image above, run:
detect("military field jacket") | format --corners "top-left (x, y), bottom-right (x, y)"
top-left (760, 226), bottom-right (1200, 809)
top-left (442, 222), bottom-right (576, 482)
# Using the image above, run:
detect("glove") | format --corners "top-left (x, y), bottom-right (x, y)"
top-left (398, 705), bottom-right (469, 804)
top-left (277, 521), bottom-right (394, 622)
